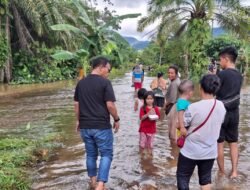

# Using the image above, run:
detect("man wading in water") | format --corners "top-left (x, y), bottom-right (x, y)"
top-left (74, 56), bottom-right (120, 190)
top-left (216, 47), bottom-right (243, 179)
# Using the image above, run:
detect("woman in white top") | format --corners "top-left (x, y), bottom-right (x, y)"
top-left (176, 74), bottom-right (226, 190)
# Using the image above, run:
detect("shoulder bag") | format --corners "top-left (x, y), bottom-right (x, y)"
top-left (177, 99), bottom-right (217, 148)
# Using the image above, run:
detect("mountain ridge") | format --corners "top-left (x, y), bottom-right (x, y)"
top-left (123, 27), bottom-right (225, 50)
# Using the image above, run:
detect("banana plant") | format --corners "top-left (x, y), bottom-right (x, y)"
top-left (51, 0), bottom-right (140, 65)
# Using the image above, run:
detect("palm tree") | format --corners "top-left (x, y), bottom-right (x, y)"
top-left (138, 0), bottom-right (250, 76)
top-left (0, 0), bottom-right (80, 83)
top-left (139, 0), bottom-right (249, 38)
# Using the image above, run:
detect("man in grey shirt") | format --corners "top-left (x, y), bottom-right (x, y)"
top-left (165, 65), bottom-right (181, 141)
top-left (165, 65), bottom-right (181, 111)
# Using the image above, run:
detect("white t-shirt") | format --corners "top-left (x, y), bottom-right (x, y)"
top-left (180, 99), bottom-right (226, 160)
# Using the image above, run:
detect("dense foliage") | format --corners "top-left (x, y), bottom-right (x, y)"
top-left (137, 0), bottom-right (250, 79)
top-left (12, 45), bottom-right (78, 84)
top-left (50, 0), bottom-right (140, 72)
top-left (205, 35), bottom-right (250, 75)
top-left (0, 0), bottom-right (138, 84)
top-left (205, 36), bottom-right (243, 59)
top-left (0, 0), bottom-right (249, 83)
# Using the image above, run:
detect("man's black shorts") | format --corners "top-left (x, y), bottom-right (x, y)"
top-left (217, 108), bottom-right (239, 143)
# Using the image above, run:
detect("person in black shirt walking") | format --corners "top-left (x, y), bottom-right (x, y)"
top-left (74, 56), bottom-right (120, 190)
top-left (216, 47), bottom-right (243, 179)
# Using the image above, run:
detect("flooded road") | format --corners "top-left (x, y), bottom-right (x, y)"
top-left (0, 74), bottom-right (250, 190)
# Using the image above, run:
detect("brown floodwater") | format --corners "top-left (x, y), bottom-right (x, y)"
top-left (0, 74), bottom-right (249, 190)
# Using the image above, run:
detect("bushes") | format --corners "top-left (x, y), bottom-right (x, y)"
top-left (0, 133), bottom-right (64, 190)
top-left (11, 45), bottom-right (79, 84)
top-left (204, 35), bottom-right (242, 59)
top-left (147, 64), bottom-right (169, 77)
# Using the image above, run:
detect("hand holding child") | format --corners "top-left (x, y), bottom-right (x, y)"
top-left (180, 127), bottom-right (187, 137)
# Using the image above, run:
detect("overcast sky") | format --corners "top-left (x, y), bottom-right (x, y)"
top-left (96, 0), bottom-right (250, 40)
top-left (96, 0), bottom-right (150, 40)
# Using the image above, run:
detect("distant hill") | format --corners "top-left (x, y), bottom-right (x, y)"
top-left (212, 27), bottom-right (225, 37)
top-left (123, 36), bottom-right (150, 50)
top-left (123, 27), bottom-right (224, 50)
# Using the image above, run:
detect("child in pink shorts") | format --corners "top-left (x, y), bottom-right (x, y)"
top-left (139, 91), bottom-right (160, 156)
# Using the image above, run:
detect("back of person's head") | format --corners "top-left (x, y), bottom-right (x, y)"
top-left (138, 88), bottom-right (147, 99)
top-left (200, 74), bottom-right (221, 95)
top-left (178, 80), bottom-right (194, 95)
top-left (157, 72), bottom-right (164, 78)
top-left (90, 56), bottom-right (110, 69)
top-left (218, 46), bottom-right (238, 63)
top-left (169, 65), bottom-right (179, 75)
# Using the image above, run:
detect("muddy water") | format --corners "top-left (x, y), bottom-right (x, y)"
top-left (0, 74), bottom-right (250, 190)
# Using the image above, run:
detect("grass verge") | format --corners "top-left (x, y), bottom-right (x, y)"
top-left (0, 133), bottom-right (63, 190)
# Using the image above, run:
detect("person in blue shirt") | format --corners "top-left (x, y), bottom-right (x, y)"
top-left (176, 80), bottom-right (194, 139)
top-left (132, 65), bottom-right (144, 92)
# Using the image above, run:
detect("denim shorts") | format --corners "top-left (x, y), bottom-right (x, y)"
top-left (176, 153), bottom-right (215, 190)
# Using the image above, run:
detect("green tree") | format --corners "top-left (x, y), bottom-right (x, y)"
top-left (0, 0), bottom-right (82, 83)
top-left (51, 0), bottom-right (140, 70)
top-left (139, 42), bottom-right (160, 66)
top-left (204, 35), bottom-right (242, 59)
top-left (204, 35), bottom-right (250, 75)
top-left (137, 0), bottom-right (250, 77)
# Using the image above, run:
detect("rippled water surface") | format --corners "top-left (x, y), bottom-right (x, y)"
top-left (0, 74), bottom-right (249, 190)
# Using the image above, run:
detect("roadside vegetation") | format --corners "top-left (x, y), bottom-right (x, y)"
top-left (0, 124), bottom-right (64, 190)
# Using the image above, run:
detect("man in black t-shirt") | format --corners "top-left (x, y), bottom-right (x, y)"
top-left (74, 56), bottom-right (120, 190)
top-left (216, 47), bottom-right (243, 179)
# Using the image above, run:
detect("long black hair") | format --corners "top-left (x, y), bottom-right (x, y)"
top-left (143, 91), bottom-right (155, 114)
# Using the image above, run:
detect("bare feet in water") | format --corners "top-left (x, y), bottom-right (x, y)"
top-left (230, 171), bottom-right (238, 180)
top-left (90, 177), bottom-right (97, 189)
top-left (95, 181), bottom-right (107, 190)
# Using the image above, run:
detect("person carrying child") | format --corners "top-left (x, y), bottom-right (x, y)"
top-left (176, 80), bottom-right (194, 139)
top-left (176, 74), bottom-right (226, 190)
top-left (139, 91), bottom-right (160, 157)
